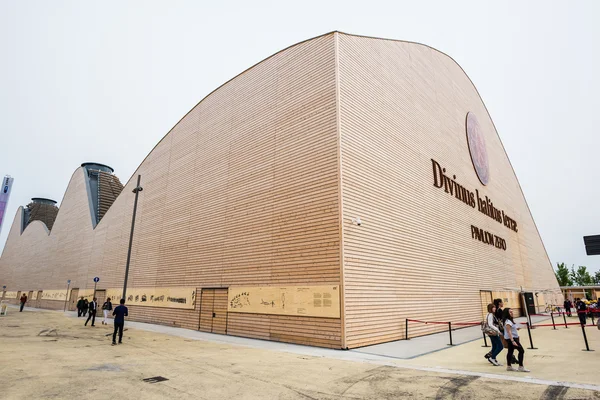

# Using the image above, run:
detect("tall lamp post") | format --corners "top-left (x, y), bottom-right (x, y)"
top-left (122, 175), bottom-right (143, 301)
top-left (63, 280), bottom-right (71, 312)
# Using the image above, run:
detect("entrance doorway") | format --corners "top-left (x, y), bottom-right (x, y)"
top-left (69, 288), bottom-right (79, 311)
top-left (199, 288), bottom-right (228, 334)
top-left (480, 290), bottom-right (493, 319)
top-left (95, 290), bottom-right (106, 310)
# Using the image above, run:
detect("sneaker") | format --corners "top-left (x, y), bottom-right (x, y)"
top-left (484, 353), bottom-right (491, 359)
top-left (490, 358), bottom-right (500, 366)
top-left (518, 366), bottom-right (530, 372)
top-left (493, 359), bottom-right (503, 366)
top-left (112, 342), bottom-right (116, 346)
top-left (506, 365), bottom-right (518, 372)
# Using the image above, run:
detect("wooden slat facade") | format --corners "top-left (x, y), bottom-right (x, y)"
top-left (0, 32), bottom-right (561, 349)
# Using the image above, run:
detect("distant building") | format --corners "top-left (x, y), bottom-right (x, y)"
top-left (0, 32), bottom-right (561, 349)
top-left (0, 175), bottom-right (14, 236)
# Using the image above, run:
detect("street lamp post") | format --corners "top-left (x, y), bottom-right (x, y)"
top-left (63, 280), bottom-right (71, 312)
top-left (122, 174), bottom-right (143, 301)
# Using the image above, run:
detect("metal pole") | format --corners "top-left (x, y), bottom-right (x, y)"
top-left (551, 312), bottom-right (556, 330)
top-left (405, 319), bottom-right (409, 340)
top-left (482, 332), bottom-right (489, 347)
top-left (525, 321), bottom-right (537, 349)
top-left (122, 174), bottom-right (142, 301)
top-left (448, 322), bottom-right (453, 346)
top-left (581, 325), bottom-right (593, 351)
top-left (63, 281), bottom-right (70, 312)
top-left (93, 281), bottom-right (97, 299)
top-left (563, 312), bottom-right (568, 328)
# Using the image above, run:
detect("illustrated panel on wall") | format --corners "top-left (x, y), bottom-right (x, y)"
top-left (105, 287), bottom-right (197, 309)
top-left (228, 285), bottom-right (340, 318)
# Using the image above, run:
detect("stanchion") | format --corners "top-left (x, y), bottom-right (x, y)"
top-left (448, 322), bottom-right (454, 346)
top-left (563, 312), bottom-right (568, 328)
top-left (482, 332), bottom-right (489, 347)
top-left (581, 324), bottom-right (594, 352)
top-left (405, 319), bottom-right (409, 340)
top-left (525, 321), bottom-right (537, 349)
top-left (590, 312), bottom-right (595, 327)
top-left (550, 312), bottom-right (556, 330)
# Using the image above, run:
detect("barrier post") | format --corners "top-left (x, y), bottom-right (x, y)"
top-left (482, 332), bottom-right (489, 347)
top-left (581, 325), bottom-right (593, 352)
top-left (448, 322), bottom-right (453, 346)
top-left (590, 311), bottom-right (595, 327)
top-left (525, 321), bottom-right (537, 350)
top-left (550, 312), bottom-right (556, 330)
top-left (563, 312), bottom-right (568, 328)
top-left (405, 319), bottom-right (409, 340)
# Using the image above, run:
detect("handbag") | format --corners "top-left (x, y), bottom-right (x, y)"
top-left (481, 318), bottom-right (498, 337)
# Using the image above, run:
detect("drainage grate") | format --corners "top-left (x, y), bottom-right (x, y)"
top-left (143, 376), bottom-right (169, 384)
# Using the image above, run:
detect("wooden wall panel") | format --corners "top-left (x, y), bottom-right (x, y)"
top-left (0, 33), bottom-right (342, 348)
top-left (337, 33), bottom-right (561, 348)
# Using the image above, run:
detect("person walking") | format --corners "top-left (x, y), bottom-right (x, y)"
top-left (19, 293), bottom-right (28, 312)
top-left (485, 303), bottom-right (503, 366)
top-left (112, 298), bottom-right (128, 345)
top-left (503, 308), bottom-right (530, 372)
top-left (563, 299), bottom-right (572, 317)
top-left (85, 297), bottom-right (98, 326)
top-left (102, 297), bottom-right (113, 325)
top-left (576, 298), bottom-right (588, 326)
top-left (82, 299), bottom-right (89, 317)
top-left (76, 297), bottom-right (85, 317)
top-left (485, 298), bottom-right (505, 360)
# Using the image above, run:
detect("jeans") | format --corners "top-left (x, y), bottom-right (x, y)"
top-left (19, 302), bottom-right (25, 312)
top-left (103, 310), bottom-right (109, 324)
top-left (506, 337), bottom-right (524, 366)
top-left (113, 322), bottom-right (124, 343)
top-left (490, 335), bottom-right (503, 360)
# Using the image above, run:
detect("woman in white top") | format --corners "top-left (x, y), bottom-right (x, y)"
top-left (502, 308), bottom-right (530, 372)
top-left (485, 303), bottom-right (503, 366)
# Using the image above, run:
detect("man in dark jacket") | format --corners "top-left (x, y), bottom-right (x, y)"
top-left (85, 297), bottom-right (98, 326)
top-left (76, 297), bottom-right (85, 317)
top-left (576, 298), bottom-right (588, 326)
top-left (112, 298), bottom-right (128, 345)
top-left (19, 294), bottom-right (27, 312)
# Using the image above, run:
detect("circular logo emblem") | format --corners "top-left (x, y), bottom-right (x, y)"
top-left (466, 112), bottom-right (489, 185)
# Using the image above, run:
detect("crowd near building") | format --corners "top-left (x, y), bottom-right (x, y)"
top-left (0, 32), bottom-right (561, 349)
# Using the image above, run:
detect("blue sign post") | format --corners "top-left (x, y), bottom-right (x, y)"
top-left (93, 277), bottom-right (100, 299)
top-left (63, 279), bottom-right (71, 312)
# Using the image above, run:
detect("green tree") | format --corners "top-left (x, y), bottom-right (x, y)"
top-left (594, 270), bottom-right (600, 285)
top-left (555, 262), bottom-right (572, 286)
top-left (570, 265), bottom-right (593, 286)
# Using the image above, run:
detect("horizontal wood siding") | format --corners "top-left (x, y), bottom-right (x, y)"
top-left (0, 33), bottom-right (342, 348)
top-left (227, 313), bottom-right (341, 348)
top-left (337, 34), bottom-right (560, 348)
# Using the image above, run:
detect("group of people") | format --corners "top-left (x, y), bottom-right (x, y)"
top-left (484, 298), bottom-right (530, 372)
top-left (563, 297), bottom-right (599, 325)
top-left (76, 296), bottom-right (129, 345)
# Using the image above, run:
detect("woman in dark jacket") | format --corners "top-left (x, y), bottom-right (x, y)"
top-left (82, 299), bottom-right (89, 316)
top-left (102, 297), bottom-right (113, 325)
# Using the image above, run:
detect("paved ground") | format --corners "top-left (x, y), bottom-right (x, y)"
top-left (1, 307), bottom-right (599, 399)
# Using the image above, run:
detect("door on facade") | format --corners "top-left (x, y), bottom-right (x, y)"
top-left (16, 291), bottom-right (21, 305)
top-left (523, 292), bottom-right (536, 317)
top-left (37, 291), bottom-right (43, 307)
top-left (95, 290), bottom-right (106, 311)
top-left (199, 288), bottom-right (228, 334)
top-left (480, 290), bottom-right (493, 319)
top-left (27, 291), bottom-right (33, 304)
top-left (69, 289), bottom-right (79, 311)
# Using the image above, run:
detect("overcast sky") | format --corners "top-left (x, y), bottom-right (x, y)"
top-left (0, 1), bottom-right (598, 275)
